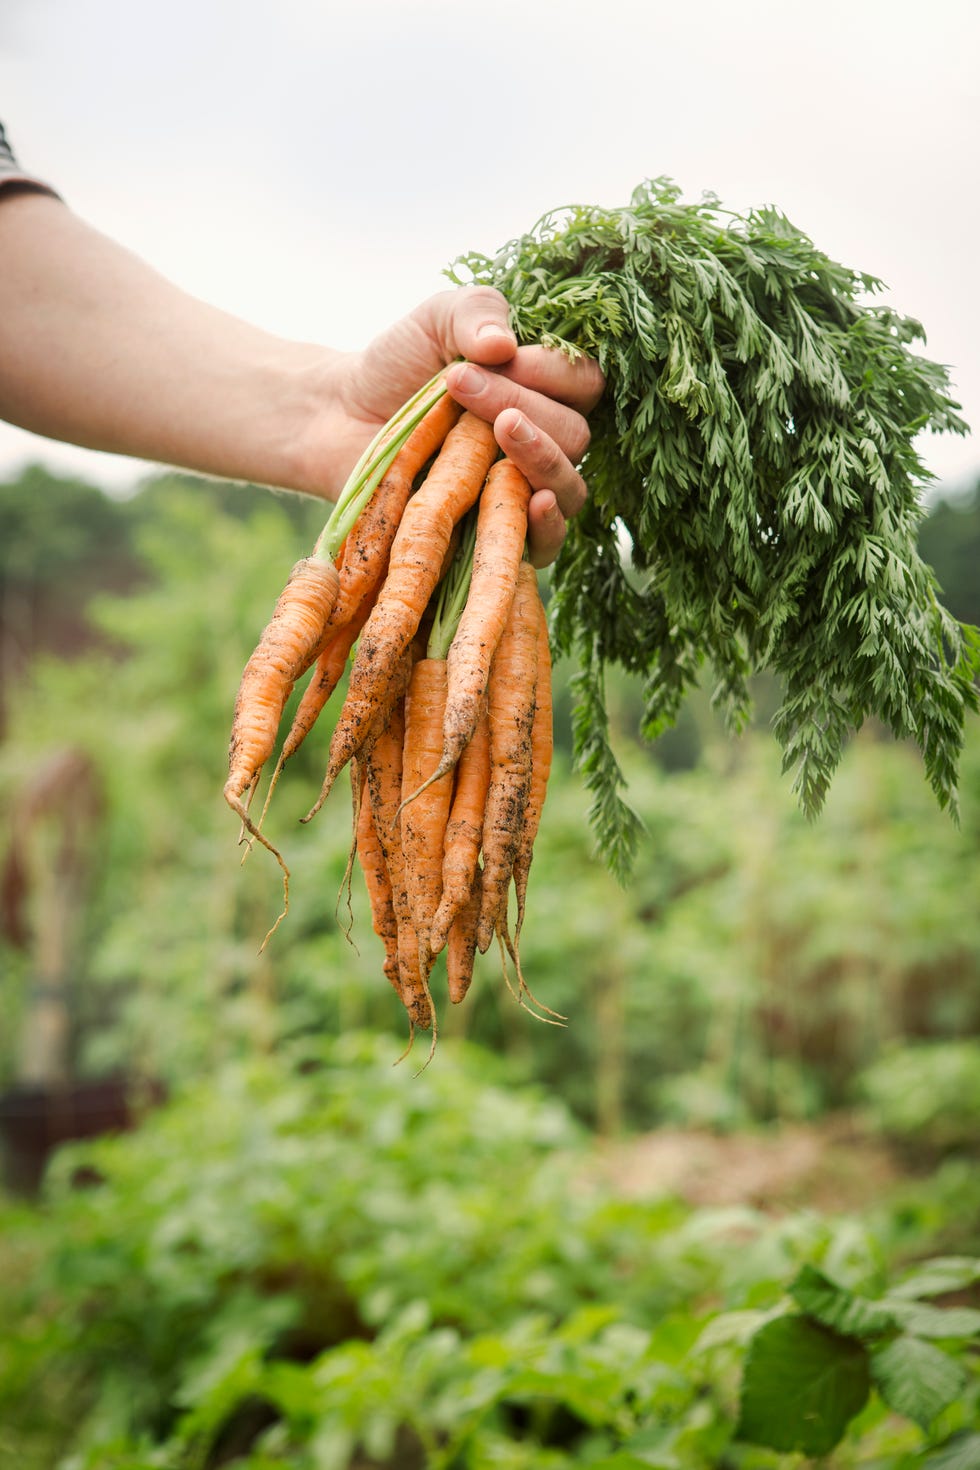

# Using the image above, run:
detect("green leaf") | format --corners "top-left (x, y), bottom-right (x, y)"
top-left (790, 1264), bottom-right (895, 1340)
top-left (890, 1257), bottom-right (980, 1301)
top-left (922, 1432), bottom-right (980, 1470)
top-left (693, 1309), bottom-right (775, 1353)
top-left (452, 180), bottom-right (977, 874)
top-left (870, 1336), bottom-right (968, 1431)
top-left (736, 1314), bottom-right (870, 1455)
top-left (883, 1299), bottom-right (980, 1341)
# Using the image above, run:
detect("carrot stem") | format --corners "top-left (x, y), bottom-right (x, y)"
top-left (427, 510), bottom-right (478, 661)
top-left (314, 369), bottom-right (452, 562)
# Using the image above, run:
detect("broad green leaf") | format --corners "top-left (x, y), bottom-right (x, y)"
top-left (737, 1314), bottom-right (870, 1455)
top-left (790, 1264), bottom-right (895, 1340)
top-left (870, 1337), bottom-right (968, 1431)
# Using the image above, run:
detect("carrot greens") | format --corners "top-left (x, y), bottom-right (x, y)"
top-left (451, 178), bottom-right (979, 879)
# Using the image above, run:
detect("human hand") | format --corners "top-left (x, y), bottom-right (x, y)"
top-left (322, 286), bottom-right (604, 567)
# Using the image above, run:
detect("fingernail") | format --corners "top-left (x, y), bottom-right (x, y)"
top-left (506, 413), bottom-right (536, 445)
top-left (450, 363), bottom-right (485, 395)
top-left (476, 322), bottom-right (515, 344)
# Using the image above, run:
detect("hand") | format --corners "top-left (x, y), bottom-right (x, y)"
top-left (325, 286), bottom-right (604, 567)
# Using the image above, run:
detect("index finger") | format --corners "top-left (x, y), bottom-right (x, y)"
top-left (488, 343), bottom-right (605, 416)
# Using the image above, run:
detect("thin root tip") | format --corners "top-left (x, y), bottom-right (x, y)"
top-left (300, 781), bottom-right (333, 824)
top-left (392, 1022), bottom-right (416, 1067)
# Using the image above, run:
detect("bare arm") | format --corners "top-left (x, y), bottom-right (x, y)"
top-left (0, 190), bottom-right (339, 492)
top-left (0, 191), bottom-right (603, 563)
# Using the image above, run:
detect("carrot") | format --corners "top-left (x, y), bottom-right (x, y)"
top-left (279, 554), bottom-right (384, 766)
top-left (512, 576), bottom-right (554, 945)
top-left (431, 459), bottom-right (531, 786)
top-left (399, 657), bottom-right (454, 976)
top-left (308, 411), bottom-right (498, 810)
top-left (302, 641), bottom-right (414, 825)
top-left (476, 560), bottom-right (540, 954)
top-left (314, 370), bottom-right (450, 564)
top-left (446, 872), bottom-right (482, 1004)
top-left (355, 761), bottom-right (401, 999)
top-left (255, 398), bottom-right (463, 813)
top-left (252, 592), bottom-right (374, 841)
top-left (314, 393), bottom-right (462, 654)
top-left (225, 556), bottom-right (339, 814)
top-left (224, 555), bottom-right (340, 913)
top-left (364, 697), bottom-right (432, 1033)
top-left (428, 699), bottom-right (490, 957)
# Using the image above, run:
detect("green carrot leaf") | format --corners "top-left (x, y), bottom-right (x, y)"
top-left (451, 180), bottom-right (978, 874)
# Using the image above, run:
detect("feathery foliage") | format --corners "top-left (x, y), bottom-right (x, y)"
top-left (451, 178), bottom-right (979, 878)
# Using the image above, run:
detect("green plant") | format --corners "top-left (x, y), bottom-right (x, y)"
top-left (2, 1037), bottom-right (978, 1468)
top-left (703, 1259), bottom-right (980, 1458)
top-left (452, 179), bottom-right (978, 874)
top-left (858, 1041), bottom-right (980, 1157)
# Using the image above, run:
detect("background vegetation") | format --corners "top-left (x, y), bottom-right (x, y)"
top-left (1, 467), bottom-right (978, 1467)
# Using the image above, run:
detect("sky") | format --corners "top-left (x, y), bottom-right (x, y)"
top-left (1, 0), bottom-right (978, 498)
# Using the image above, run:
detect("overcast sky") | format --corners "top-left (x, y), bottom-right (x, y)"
top-left (2, 0), bottom-right (978, 496)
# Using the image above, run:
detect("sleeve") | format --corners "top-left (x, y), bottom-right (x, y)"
top-left (0, 121), bottom-right (60, 199)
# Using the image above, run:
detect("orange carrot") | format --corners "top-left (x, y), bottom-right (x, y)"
top-left (355, 762), bottom-right (401, 999)
top-left (224, 555), bottom-right (340, 901)
top-left (225, 556), bottom-right (339, 812)
top-left (446, 872), bottom-right (482, 1004)
top-left (429, 699), bottom-right (490, 957)
top-left (512, 577), bottom-right (554, 945)
top-left (364, 697), bottom-right (432, 1032)
top-left (308, 412), bottom-right (498, 811)
top-left (302, 641), bottom-right (414, 825)
top-left (280, 554), bottom-right (385, 766)
top-left (476, 561), bottom-right (540, 954)
top-left (428, 459), bottom-right (531, 791)
top-left (399, 658), bottom-right (454, 975)
top-left (253, 592), bottom-right (376, 841)
top-left (315, 393), bottom-right (462, 654)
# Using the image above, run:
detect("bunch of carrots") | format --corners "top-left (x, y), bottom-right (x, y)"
top-left (224, 372), bottom-right (557, 1057)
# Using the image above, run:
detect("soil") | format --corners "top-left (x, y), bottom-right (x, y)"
top-left (592, 1112), bottom-right (905, 1214)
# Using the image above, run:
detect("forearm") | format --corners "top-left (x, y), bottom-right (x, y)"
top-left (0, 191), bottom-right (343, 496)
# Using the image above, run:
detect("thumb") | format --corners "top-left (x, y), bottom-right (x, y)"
top-left (419, 285), bottom-right (517, 367)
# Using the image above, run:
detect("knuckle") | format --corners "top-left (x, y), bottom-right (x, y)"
top-left (568, 415), bottom-right (592, 463)
top-left (458, 283), bottom-right (507, 320)
top-left (565, 474), bottom-right (588, 518)
top-left (584, 358), bottom-right (606, 405)
top-left (534, 436), bottom-right (564, 478)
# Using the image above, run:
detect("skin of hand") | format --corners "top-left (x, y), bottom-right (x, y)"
top-left (317, 286), bottom-right (605, 567)
top-left (0, 191), bottom-right (603, 565)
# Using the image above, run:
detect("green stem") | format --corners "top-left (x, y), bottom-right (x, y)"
top-left (313, 367), bottom-right (451, 562)
top-left (427, 510), bottom-right (478, 660)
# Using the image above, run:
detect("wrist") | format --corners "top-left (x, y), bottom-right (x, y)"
top-left (277, 347), bottom-right (358, 502)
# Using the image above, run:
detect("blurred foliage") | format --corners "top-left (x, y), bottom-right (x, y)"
top-left (0, 1037), bottom-right (977, 1468)
top-left (1, 466), bottom-right (978, 1134)
top-left (918, 482), bottom-right (980, 628)
top-left (857, 1041), bottom-right (980, 1158)
top-left (1, 465), bottom-right (979, 1468)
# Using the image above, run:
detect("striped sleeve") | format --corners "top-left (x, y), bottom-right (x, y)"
top-left (0, 121), bottom-right (59, 198)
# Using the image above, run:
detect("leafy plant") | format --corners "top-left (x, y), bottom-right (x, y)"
top-left (857, 1041), bottom-right (980, 1157)
top-left (702, 1259), bottom-right (980, 1457)
top-left (452, 179), bottom-right (979, 875)
top-left (2, 1037), bottom-right (978, 1468)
